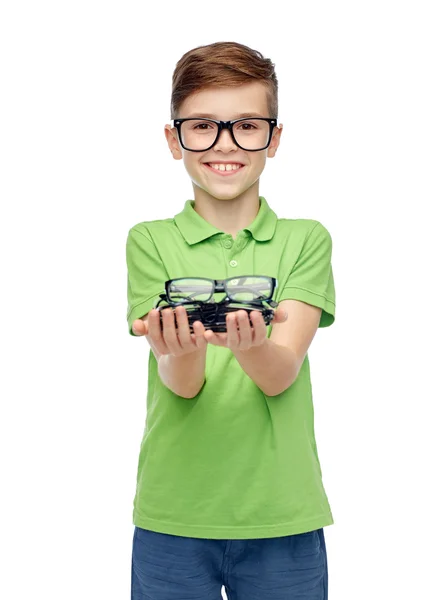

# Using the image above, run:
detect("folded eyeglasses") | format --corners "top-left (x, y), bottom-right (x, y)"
top-left (156, 275), bottom-right (278, 333)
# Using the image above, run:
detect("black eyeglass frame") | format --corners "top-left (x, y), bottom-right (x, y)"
top-left (172, 118), bottom-right (278, 152)
top-left (155, 275), bottom-right (279, 309)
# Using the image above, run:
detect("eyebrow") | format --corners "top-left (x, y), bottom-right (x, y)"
top-left (184, 112), bottom-right (265, 119)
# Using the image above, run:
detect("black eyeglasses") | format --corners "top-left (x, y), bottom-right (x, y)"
top-left (156, 275), bottom-right (278, 308)
top-left (172, 118), bottom-right (278, 152)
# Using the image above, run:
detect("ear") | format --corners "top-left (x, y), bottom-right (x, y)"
top-left (267, 123), bottom-right (283, 158)
top-left (164, 124), bottom-right (183, 160)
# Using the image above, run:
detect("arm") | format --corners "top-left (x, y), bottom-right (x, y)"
top-left (232, 337), bottom-right (300, 396)
top-left (202, 222), bottom-right (336, 396)
top-left (158, 350), bottom-right (207, 399)
top-left (231, 221), bottom-right (336, 394)
top-left (139, 310), bottom-right (207, 399)
top-left (232, 299), bottom-right (322, 396)
top-left (203, 301), bottom-right (321, 396)
top-left (126, 228), bottom-right (208, 398)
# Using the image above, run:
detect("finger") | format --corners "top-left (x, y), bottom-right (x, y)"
top-left (132, 319), bottom-right (147, 336)
top-left (250, 310), bottom-right (267, 345)
top-left (236, 310), bottom-right (252, 350)
top-left (271, 306), bottom-right (288, 323)
top-left (192, 319), bottom-right (205, 335)
top-left (175, 306), bottom-right (194, 350)
top-left (159, 308), bottom-right (183, 355)
top-left (191, 332), bottom-right (203, 347)
top-left (192, 320), bottom-right (208, 348)
top-left (204, 329), bottom-right (227, 346)
top-left (203, 329), bottom-right (214, 343)
top-left (226, 312), bottom-right (240, 349)
top-left (204, 328), bottom-right (219, 344)
top-left (148, 309), bottom-right (169, 354)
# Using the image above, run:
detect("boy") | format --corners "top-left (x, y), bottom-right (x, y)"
top-left (127, 41), bottom-right (335, 600)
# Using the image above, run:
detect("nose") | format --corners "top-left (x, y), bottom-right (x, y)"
top-left (213, 127), bottom-right (236, 151)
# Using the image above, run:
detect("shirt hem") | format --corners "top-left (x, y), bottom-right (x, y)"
top-left (132, 512), bottom-right (334, 539)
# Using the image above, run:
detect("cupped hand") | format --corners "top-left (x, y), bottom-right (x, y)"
top-left (131, 306), bottom-right (208, 357)
top-left (203, 306), bottom-right (288, 351)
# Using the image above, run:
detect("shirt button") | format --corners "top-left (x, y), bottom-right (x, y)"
top-left (229, 260), bottom-right (238, 267)
top-left (223, 240), bottom-right (233, 249)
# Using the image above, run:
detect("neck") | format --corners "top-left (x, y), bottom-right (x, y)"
top-left (191, 185), bottom-right (261, 238)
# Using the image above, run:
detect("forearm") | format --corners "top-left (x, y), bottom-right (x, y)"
top-left (158, 347), bottom-right (207, 398)
top-left (232, 338), bottom-right (301, 396)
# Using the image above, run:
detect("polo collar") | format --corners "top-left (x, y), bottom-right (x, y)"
top-left (173, 196), bottom-right (277, 245)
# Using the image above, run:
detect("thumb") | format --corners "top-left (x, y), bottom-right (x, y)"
top-left (132, 319), bottom-right (147, 336)
top-left (272, 307), bottom-right (288, 323)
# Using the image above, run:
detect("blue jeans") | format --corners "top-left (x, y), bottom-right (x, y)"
top-left (131, 526), bottom-right (328, 599)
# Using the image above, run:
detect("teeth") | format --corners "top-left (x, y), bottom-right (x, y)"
top-left (208, 163), bottom-right (242, 172)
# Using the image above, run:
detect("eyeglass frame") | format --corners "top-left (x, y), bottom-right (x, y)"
top-left (155, 275), bottom-right (279, 308)
top-left (172, 117), bottom-right (278, 152)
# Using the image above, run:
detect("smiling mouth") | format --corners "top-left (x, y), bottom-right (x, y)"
top-left (203, 163), bottom-right (246, 175)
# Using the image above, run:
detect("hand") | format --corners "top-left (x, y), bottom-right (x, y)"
top-left (203, 306), bottom-right (288, 351)
top-left (131, 306), bottom-right (208, 357)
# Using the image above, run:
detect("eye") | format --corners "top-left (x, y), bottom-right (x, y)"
top-left (237, 122), bottom-right (258, 130)
top-left (191, 121), bottom-right (217, 131)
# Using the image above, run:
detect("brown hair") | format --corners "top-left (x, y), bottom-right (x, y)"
top-left (170, 41), bottom-right (278, 120)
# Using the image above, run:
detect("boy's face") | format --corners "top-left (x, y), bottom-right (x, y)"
top-left (165, 81), bottom-right (283, 202)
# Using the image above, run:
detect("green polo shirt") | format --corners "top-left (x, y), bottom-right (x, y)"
top-left (126, 196), bottom-right (336, 539)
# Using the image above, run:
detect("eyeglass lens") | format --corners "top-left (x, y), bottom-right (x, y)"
top-left (168, 278), bottom-right (213, 302)
top-left (167, 276), bottom-right (273, 303)
top-left (180, 119), bottom-right (270, 151)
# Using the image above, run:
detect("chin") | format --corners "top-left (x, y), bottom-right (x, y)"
top-left (205, 187), bottom-right (248, 201)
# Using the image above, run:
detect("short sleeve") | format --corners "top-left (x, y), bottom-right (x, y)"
top-left (277, 222), bottom-right (336, 327)
top-left (126, 227), bottom-right (169, 336)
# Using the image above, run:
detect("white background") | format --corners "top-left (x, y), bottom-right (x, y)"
top-left (1, 1), bottom-right (444, 598)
